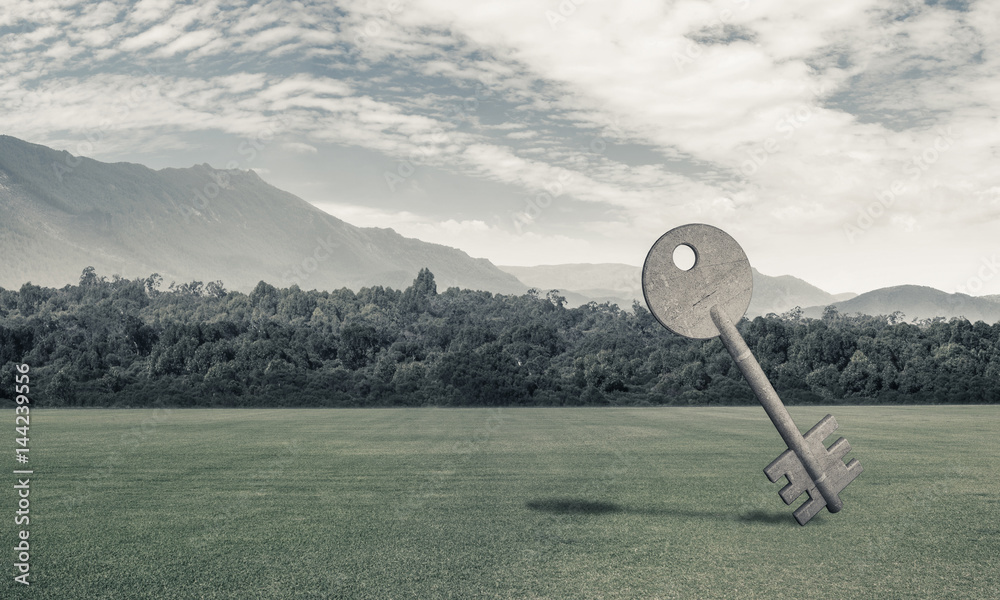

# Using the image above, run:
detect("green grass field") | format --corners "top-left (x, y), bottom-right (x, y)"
top-left (4, 406), bottom-right (998, 599)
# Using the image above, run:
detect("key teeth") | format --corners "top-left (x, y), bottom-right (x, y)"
top-left (763, 414), bottom-right (862, 524)
top-left (803, 414), bottom-right (838, 445)
top-left (778, 482), bottom-right (798, 505)
top-left (765, 449), bottom-right (813, 506)
top-left (792, 488), bottom-right (826, 526)
top-left (764, 463), bottom-right (781, 484)
top-left (827, 436), bottom-right (851, 461)
top-left (763, 450), bottom-right (790, 483)
top-left (765, 467), bottom-right (782, 484)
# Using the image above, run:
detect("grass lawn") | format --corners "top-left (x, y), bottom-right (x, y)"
top-left (3, 406), bottom-right (998, 599)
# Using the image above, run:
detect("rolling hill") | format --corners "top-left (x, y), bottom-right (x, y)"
top-left (801, 285), bottom-right (1000, 323)
top-left (747, 268), bottom-right (843, 317)
top-left (499, 263), bottom-right (849, 317)
top-left (0, 135), bottom-right (526, 294)
top-left (497, 263), bottom-right (643, 309)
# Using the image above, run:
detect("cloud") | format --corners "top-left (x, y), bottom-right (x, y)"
top-left (312, 201), bottom-right (604, 264)
top-left (281, 142), bottom-right (318, 154)
top-left (119, 23), bottom-right (180, 51)
top-left (240, 25), bottom-right (305, 52)
top-left (129, 0), bottom-right (175, 24)
top-left (153, 28), bottom-right (219, 57)
top-left (2, 0), bottom-right (999, 294)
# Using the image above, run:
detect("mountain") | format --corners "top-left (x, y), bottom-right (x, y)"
top-left (507, 259), bottom-right (1000, 322)
top-left (801, 285), bottom-right (1000, 323)
top-left (747, 268), bottom-right (840, 317)
top-left (0, 135), bottom-right (526, 294)
top-left (497, 263), bottom-right (642, 309)
top-left (832, 292), bottom-right (859, 302)
top-left (498, 263), bottom-right (842, 317)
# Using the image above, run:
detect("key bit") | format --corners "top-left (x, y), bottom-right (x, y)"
top-left (764, 415), bottom-right (862, 525)
top-left (641, 223), bottom-right (863, 525)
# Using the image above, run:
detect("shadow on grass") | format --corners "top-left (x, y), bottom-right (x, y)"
top-left (525, 498), bottom-right (623, 514)
top-left (734, 510), bottom-right (793, 524)
top-left (525, 498), bottom-right (797, 526)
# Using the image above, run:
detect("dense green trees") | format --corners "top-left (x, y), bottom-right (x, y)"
top-left (0, 268), bottom-right (998, 407)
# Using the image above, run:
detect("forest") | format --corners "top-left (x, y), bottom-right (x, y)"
top-left (1, 267), bottom-right (998, 407)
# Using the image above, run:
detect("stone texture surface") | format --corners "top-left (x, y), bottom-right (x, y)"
top-left (641, 223), bottom-right (753, 340)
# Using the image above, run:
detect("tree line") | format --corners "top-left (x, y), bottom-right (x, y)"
top-left (1, 267), bottom-right (998, 407)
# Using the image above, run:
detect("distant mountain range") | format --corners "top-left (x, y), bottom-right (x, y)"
top-left (1, 135), bottom-right (996, 323)
top-left (0, 135), bottom-right (525, 294)
top-left (801, 285), bottom-right (1000, 323)
top-left (500, 264), bottom-right (1000, 323)
top-left (747, 268), bottom-right (856, 317)
top-left (497, 263), bottom-right (644, 309)
top-left (499, 264), bottom-right (856, 318)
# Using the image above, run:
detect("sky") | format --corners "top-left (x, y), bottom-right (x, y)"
top-left (2, 0), bottom-right (999, 296)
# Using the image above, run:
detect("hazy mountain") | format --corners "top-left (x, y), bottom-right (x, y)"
top-left (832, 292), bottom-right (859, 302)
top-left (801, 285), bottom-right (1000, 322)
top-left (497, 263), bottom-right (642, 309)
top-left (747, 268), bottom-right (840, 317)
top-left (497, 263), bottom-right (844, 316)
top-left (506, 259), bottom-right (1000, 322)
top-left (0, 135), bottom-right (526, 294)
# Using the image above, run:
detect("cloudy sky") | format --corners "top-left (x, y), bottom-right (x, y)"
top-left (2, 0), bottom-right (999, 296)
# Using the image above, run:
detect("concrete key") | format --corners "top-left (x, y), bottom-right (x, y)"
top-left (642, 223), bottom-right (863, 525)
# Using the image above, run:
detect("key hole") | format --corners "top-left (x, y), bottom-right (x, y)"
top-left (672, 243), bottom-right (697, 271)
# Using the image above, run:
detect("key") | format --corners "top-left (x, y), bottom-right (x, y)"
top-left (641, 223), bottom-right (862, 525)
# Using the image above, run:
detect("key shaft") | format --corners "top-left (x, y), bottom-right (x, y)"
top-left (709, 305), bottom-right (843, 513)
